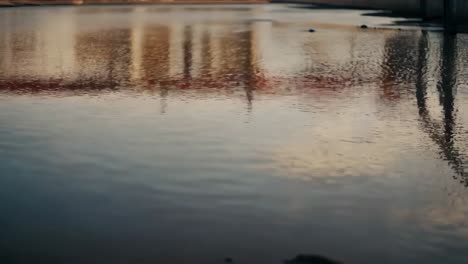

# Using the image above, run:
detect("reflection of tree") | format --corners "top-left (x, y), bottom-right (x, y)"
top-left (416, 32), bottom-right (467, 186)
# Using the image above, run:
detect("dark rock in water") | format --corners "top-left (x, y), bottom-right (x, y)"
top-left (360, 24), bottom-right (368, 29)
top-left (308, 29), bottom-right (316, 33)
top-left (284, 254), bottom-right (342, 264)
top-left (224, 257), bottom-right (233, 263)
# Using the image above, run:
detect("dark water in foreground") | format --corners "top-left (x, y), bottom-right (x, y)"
top-left (1, 4), bottom-right (468, 264)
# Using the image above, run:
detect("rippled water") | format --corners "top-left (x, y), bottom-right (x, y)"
top-left (1, 4), bottom-right (468, 264)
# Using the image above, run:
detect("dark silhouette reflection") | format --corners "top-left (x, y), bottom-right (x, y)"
top-left (75, 28), bottom-right (133, 89)
top-left (183, 25), bottom-right (193, 81)
top-left (243, 23), bottom-right (258, 111)
top-left (140, 24), bottom-right (171, 113)
top-left (0, 78), bottom-right (120, 96)
top-left (416, 31), bottom-right (429, 112)
top-left (416, 32), bottom-right (467, 186)
top-left (284, 254), bottom-right (342, 264)
top-left (380, 32), bottom-right (419, 102)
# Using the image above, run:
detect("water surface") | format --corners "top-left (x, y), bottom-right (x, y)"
top-left (1, 4), bottom-right (468, 264)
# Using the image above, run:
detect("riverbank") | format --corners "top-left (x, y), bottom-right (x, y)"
top-left (276, 0), bottom-right (468, 31)
top-left (0, 0), bottom-right (13, 6)
top-left (1, 1), bottom-right (467, 33)
top-left (0, 0), bottom-right (267, 6)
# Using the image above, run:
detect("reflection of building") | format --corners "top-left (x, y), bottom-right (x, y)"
top-left (0, 10), bottom-right (77, 80)
top-left (0, 6), bottom-right (393, 98)
top-left (75, 27), bottom-right (133, 86)
top-left (1, 5), bottom-right (468, 186)
top-left (0, 15), bottom-right (13, 74)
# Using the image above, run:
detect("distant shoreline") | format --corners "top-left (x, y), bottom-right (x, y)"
top-left (0, 0), bottom-right (269, 7)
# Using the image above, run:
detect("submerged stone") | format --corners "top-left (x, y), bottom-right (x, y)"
top-left (284, 254), bottom-right (342, 264)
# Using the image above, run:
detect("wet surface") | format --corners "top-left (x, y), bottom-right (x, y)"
top-left (1, 4), bottom-right (468, 264)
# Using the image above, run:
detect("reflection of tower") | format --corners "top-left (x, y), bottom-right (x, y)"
top-left (380, 32), bottom-right (420, 101)
top-left (244, 24), bottom-right (255, 110)
top-left (439, 33), bottom-right (457, 147)
top-left (183, 25), bottom-right (193, 82)
top-left (141, 25), bottom-right (171, 82)
top-left (142, 25), bottom-right (171, 114)
top-left (191, 24), bottom-right (211, 79)
top-left (168, 23), bottom-right (184, 77)
top-left (416, 32), bottom-right (466, 186)
top-left (416, 31), bottom-right (429, 113)
top-left (199, 29), bottom-right (213, 78)
top-left (75, 27), bottom-right (132, 88)
top-left (242, 5), bottom-right (271, 111)
top-left (228, 15), bottom-right (265, 110)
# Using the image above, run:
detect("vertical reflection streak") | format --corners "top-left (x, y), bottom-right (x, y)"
top-left (439, 34), bottom-right (457, 145)
top-left (417, 32), bottom-right (467, 186)
top-left (183, 25), bottom-right (193, 81)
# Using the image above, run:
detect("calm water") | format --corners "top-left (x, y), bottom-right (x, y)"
top-left (1, 4), bottom-right (468, 264)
